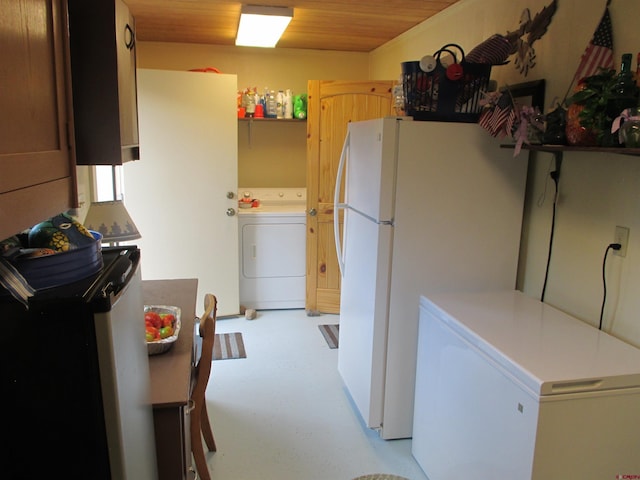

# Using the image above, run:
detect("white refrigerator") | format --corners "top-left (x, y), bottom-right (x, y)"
top-left (334, 117), bottom-right (528, 439)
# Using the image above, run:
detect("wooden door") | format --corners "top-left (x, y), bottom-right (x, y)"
top-left (306, 80), bottom-right (394, 314)
top-left (124, 69), bottom-right (240, 316)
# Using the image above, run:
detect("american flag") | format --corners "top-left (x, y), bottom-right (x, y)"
top-left (478, 92), bottom-right (516, 138)
top-left (571, 6), bottom-right (614, 84)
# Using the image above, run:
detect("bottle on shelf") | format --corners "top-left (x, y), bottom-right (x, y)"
top-left (613, 54), bottom-right (639, 99)
top-left (294, 94), bottom-right (307, 119)
top-left (244, 88), bottom-right (257, 118)
top-left (605, 53), bottom-right (640, 146)
top-left (284, 89), bottom-right (293, 119)
top-left (276, 90), bottom-right (284, 119)
top-left (266, 90), bottom-right (277, 118)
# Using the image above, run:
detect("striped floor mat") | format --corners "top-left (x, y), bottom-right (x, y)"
top-left (213, 332), bottom-right (246, 360)
top-left (318, 324), bottom-right (339, 349)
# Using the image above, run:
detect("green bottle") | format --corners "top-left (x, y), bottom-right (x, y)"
top-left (606, 54), bottom-right (640, 145)
top-left (613, 54), bottom-right (639, 99)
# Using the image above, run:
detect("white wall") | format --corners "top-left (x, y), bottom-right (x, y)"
top-left (370, 0), bottom-right (640, 347)
top-left (130, 0), bottom-right (640, 348)
top-left (136, 42), bottom-right (370, 187)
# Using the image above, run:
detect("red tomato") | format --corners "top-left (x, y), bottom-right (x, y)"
top-left (145, 311), bottom-right (162, 329)
top-left (161, 314), bottom-right (175, 327)
top-left (146, 325), bottom-right (160, 341)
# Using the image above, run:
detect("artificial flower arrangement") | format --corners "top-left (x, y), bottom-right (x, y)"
top-left (564, 68), bottom-right (617, 146)
top-left (478, 88), bottom-right (544, 155)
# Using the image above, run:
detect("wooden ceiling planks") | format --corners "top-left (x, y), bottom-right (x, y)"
top-left (125, 0), bottom-right (461, 52)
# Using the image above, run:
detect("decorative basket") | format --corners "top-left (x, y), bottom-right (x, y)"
top-left (145, 305), bottom-right (182, 356)
top-left (401, 43), bottom-right (492, 123)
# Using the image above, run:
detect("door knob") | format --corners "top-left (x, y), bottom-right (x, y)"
top-left (308, 208), bottom-right (317, 216)
top-left (226, 208), bottom-right (236, 217)
top-left (227, 191), bottom-right (235, 199)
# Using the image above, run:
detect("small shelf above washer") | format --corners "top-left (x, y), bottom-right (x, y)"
top-left (239, 117), bottom-right (307, 147)
top-left (239, 117), bottom-right (306, 123)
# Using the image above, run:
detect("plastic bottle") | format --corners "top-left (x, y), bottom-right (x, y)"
top-left (244, 89), bottom-right (255, 117)
top-left (284, 89), bottom-right (293, 119)
top-left (276, 90), bottom-right (284, 119)
top-left (266, 90), bottom-right (277, 118)
top-left (293, 94), bottom-right (307, 119)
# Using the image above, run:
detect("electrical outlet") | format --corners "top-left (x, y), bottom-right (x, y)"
top-left (614, 226), bottom-right (630, 257)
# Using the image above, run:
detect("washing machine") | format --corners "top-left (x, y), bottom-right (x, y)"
top-left (237, 187), bottom-right (307, 310)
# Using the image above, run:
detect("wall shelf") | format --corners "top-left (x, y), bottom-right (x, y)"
top-left (238, 117), bottom-right (306, 123)
top-left (501, 144), bottom-right (640, 175)
top-left (500, 143), bottom-right (640, 157)
top-left (239, 116), bottom-right (306, 146)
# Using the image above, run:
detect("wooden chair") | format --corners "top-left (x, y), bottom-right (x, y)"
top-left (191, 293), bottom-right (217, 480)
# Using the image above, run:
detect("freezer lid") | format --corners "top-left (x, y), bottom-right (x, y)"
top-left (420, 291), bottom-right (640, 396)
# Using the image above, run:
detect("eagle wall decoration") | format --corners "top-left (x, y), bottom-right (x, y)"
top-left (505, 0), bottom-right (558, 76)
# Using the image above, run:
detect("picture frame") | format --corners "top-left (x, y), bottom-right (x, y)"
top-left (502, 79), bottom-right (546, 111)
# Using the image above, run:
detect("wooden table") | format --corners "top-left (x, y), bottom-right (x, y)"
top-left (144, 278), bottom-right (198, 480)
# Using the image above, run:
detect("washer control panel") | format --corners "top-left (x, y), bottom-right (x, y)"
top-left (238, 188), bottom-right (306, 206)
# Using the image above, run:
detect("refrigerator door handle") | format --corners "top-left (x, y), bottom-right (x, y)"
top-left (334, 130), bottom-right (350, 278)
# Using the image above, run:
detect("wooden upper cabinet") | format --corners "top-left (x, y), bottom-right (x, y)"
top-left (0, 0), bottom-right (77, 241)
top-left (68, 0), bottom-right (140, 165)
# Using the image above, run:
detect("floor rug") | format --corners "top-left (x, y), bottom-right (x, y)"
top-left (213, 332), bottom-right (246, 360)
top-left (352, 475), bottom-right (409, 480)
top-left (318, 324), bottom-right (339, 349)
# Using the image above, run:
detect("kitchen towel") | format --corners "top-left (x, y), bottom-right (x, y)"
top-left (213, 332), bottom-right (246, 360)
top-left (318, 324), bottom-right (339, 349)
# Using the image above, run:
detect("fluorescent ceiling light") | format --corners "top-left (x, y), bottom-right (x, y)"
top-left (236, 5), bottom-right (293, 48)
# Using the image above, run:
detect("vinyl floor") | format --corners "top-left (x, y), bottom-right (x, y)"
top-left (201, 308), bottom-right (429, 480)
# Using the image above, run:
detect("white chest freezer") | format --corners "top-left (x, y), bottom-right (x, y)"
top-left (412, 290), bottom-right (640, 480)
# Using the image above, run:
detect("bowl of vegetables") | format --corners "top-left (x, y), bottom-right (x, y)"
top-left (145, 305), bottom-right (181, 355)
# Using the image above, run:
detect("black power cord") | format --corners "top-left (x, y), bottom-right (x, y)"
top-left (540, 166), bottom-right (561, 302)
top-left (599, 242), bottom-right (622, 330)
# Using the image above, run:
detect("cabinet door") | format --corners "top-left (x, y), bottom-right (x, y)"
top-left (68, 0), bottom-right (139, 165)
top-left (115, 0), bottom-right (139, 150)
top-left (153, 406), bottom-right (192, 480)
top-left (0, 0), bottom-right (76, 241)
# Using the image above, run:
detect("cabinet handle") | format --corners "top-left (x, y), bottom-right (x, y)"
top-left (124, 24), bottom-right (135, 50)
top-left (187, 399), bottom-right (195, 414)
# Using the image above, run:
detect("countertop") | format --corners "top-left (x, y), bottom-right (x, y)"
top-left (144, 278), bottom-right (198, 408)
